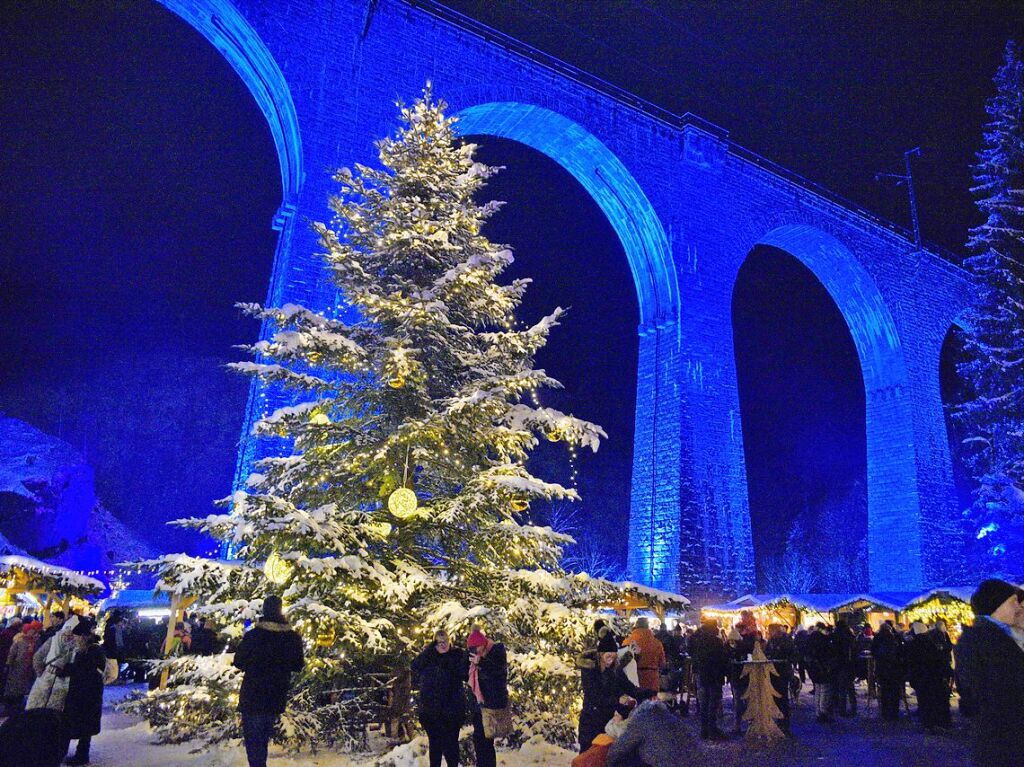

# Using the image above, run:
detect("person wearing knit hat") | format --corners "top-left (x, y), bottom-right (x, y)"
top-left (954, 579), bottom-right (1024, 767)
top-left (465, 627), bottom-right (507, 767)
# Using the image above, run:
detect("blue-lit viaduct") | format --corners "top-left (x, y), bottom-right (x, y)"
top-left (161, 0), bottom-right (974, 596)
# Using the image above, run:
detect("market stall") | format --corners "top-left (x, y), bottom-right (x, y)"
top-left (604, 580), bottom-right (692, 624)
top-left (0, 554), bottom-right (104, 625)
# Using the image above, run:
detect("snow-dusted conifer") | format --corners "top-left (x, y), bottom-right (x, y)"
top-left (955, 41), bottom-right (1024, 577)
top-left (128, 87), bottom-right (619, 750)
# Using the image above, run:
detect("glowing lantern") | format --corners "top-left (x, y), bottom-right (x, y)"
top-left (263, 551), bottom-right (292, 584)
top-left (510, 496), bottom-right (530, 512)
top-left (316, 625), bottom-right (336, 647)
top-left (388, 487), bottom-right (419, 519)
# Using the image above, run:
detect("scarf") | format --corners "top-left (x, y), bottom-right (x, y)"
top-left (468, 638), bottom-right (494, 704)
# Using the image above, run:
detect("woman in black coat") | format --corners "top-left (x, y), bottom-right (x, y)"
top-left (870, 622), bottom-right (905, 721)
top-left (410, 630), bottom-right (468, 767)
top-left (61, 619), bottom-right (106, 766)
top-left (578, 630), bottom-right (650, 751)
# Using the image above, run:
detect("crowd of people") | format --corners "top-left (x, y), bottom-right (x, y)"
top-left (0, 612), bottom-right (109, 766)
top-left (564, 578), bottom-right (1024, 767)
top-left (0, 579), bottom-right (1019, 767)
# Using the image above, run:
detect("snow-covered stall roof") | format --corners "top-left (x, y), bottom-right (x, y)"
top-left (897, 586), bottom-right (975, 611)
top-left (614, 581), bottom-right (691, 607)
top-left (0, 554), bottom-right (104, 596)
top-left (703, 588), bottom-right (978, 618)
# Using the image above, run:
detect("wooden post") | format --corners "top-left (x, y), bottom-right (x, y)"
top-left (40, 593), bottom-right (53, 629)
top-left (159, 593), bottom-right (196, 690)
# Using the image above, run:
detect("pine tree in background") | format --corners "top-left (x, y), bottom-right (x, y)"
top-left (955, 41), bottom-right (1024, 578)
top-left (126, 87), bottom-right (629, 751)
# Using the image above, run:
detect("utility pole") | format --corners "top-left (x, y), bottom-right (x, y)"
top-left (875, 147), bottom-right (923, 249)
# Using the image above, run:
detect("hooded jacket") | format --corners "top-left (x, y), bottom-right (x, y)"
top-left (233, 619), bottom-right (305, 716)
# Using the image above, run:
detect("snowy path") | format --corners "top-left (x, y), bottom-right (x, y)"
top-left (89, 686), bottom-right (571, 767)
top-left (90, 684), bottom-right (971, 767)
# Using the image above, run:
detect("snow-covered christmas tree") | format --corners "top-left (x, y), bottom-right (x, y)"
top-left (953, 40), bottom-right (1024, 578)
top-left (127, 86), bottom-right (621, 751)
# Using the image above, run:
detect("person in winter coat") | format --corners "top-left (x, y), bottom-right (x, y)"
top-left (727, 627), bottom-right (755, 733)
top-left (39, 612), bottom-right (66, 646)
top-left (622, 618), bottom-right (665, 695)
top-left (466, 628), bottom-right (507, 767)
top-left (232, 596), bottom-right (305, 767)
top-left (61, 618), bottom-right (105, 765)
top-left (410, 630), bottom-right (468, 767)
top-left (102, 611), bottom-right (125, 671)
top-left (687, 619), bottom-right (729, 740)
top-left (606, 698), bottom-right (697, 767)
top-left (904, 621), bottom-right (951, 731)
top-left (0, 618), bottom-right (23, 692)
top-left (578, 629), bottom-right (652, 751)
top-left (765, 624), bottom-right (796, 734)
top-left (4, 622), bottom-right (41, 713)
top-left (804, 623), bottom-right (837, 723)
top-left (954, 579), bottom-right (1024, 767)
top-left (870, 622), bottom-right (905, 721)
top-left (26, 615), bottom-right (79, 713)
top-left (830, 620), bottom-right (857, 717)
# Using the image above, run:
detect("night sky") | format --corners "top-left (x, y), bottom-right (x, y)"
top-left (1, 1), bottom-right (1021, 571)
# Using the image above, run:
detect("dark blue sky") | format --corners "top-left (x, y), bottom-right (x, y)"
top-left (0, 1), bottom-right (1020, 568)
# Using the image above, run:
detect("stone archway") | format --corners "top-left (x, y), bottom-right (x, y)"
top-left (744, 225), bottom-right (923, 591)
top-left (454, 103), bottom-right (682, 588)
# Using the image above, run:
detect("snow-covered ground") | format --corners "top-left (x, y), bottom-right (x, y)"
top-left (91, 683), bottom-right (972, 767)
top-left (89, 686), bottom-right (572, 767)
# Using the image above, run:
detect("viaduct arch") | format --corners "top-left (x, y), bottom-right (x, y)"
top-left (157, 0), bottom-right (975, 596)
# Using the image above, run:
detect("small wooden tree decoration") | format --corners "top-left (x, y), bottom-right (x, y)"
top-left (741, 640), bottom-right (785, 740)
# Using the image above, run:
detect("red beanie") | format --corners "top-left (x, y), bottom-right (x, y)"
top-left (467, 629), bottom-right (488, 649)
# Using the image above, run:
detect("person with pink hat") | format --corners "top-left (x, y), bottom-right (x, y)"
top-left (465, 627), bottom-right (508, 767)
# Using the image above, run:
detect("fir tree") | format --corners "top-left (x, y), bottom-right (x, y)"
top-left (955, 41), bottom-right (1024, 578)
top-left (125, 87), bottom-right (627, 751)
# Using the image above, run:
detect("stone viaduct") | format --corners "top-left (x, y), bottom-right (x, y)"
top-left (159, 0), bottom-right (975, 596)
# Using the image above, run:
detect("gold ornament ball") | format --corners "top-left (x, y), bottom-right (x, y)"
top-left (388, 487), bottom-right (419, 519)
top-left (309, 412), bottom-right (330, 425)
top-left (387, 375), bottom-right (405, 389)
top-left (510, 496), bottom-right (530, 512)
top-left (263, 551), bottom-right (292, 584)
top-left (546, 429), bottom-right (562, 443)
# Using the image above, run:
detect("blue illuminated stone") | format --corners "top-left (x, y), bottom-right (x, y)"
top-left (158, 0), bottom-right (976, 595)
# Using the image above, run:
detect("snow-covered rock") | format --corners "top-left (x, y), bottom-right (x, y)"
top-left (0, 415), bottom-right (155, 574)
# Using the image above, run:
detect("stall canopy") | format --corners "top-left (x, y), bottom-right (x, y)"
top-left (0, 554), bottom-right (104, 626)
